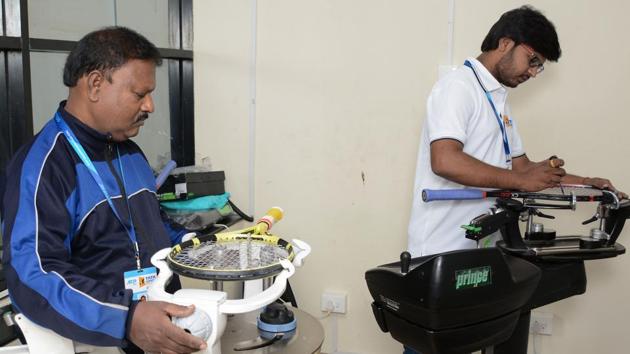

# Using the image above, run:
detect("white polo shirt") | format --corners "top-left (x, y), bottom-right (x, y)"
top-left (407, 57), bottom-right (525, 257)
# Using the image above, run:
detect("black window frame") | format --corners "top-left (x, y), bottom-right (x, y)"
top-left (0, 0), bottom-right (195, 174)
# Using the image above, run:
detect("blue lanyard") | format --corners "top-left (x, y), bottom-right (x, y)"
top-left (463, 60), bottom-right (512, 164)
top-left (54, 113), bottom-right (141, 270)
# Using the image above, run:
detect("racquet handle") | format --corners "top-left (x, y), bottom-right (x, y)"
top-left (254, 207), bottom-right (284, 234)
top-left (155, 160), bottom-right (177, 189)
top-left (422, 188), bottom-right (485, 202)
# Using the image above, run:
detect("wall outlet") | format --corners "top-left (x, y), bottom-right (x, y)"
top-left (530, 312), bottom-right (553, 335)
top-left (321, 291), bottom-right (347, 314)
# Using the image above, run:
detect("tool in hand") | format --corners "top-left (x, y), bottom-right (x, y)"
top-left (548, 155), bottom-right (565, 194)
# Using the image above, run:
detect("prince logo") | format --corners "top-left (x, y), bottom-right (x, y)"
top-left (455, 266), bottom-right (492, 290)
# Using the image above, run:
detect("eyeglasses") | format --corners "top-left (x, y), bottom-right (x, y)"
top-left (521, 44), bottom-right (545, 74)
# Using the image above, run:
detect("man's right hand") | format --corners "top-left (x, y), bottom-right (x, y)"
top-left (516, 158), bottom-right (566, 192)
top-left (129, 300), bottom-right (207, 354)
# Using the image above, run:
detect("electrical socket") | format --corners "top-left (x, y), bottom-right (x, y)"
top-left (530, 312), bottom-right (553, 335)
top-left (321, 291), bottom-right (347, 314)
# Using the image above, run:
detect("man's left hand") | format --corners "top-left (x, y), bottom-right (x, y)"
top-left (583, 177), bottom-right (628, 199)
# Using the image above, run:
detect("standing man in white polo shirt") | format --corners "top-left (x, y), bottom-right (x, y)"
top-left (407, 6), bottom-right (624, 260)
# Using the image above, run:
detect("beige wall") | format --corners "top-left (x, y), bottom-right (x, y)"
top-left (193, 1), bottom-right (630, 353)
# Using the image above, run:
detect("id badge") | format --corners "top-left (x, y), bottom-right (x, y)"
top-left (124, 267), bottom-right (157, 301)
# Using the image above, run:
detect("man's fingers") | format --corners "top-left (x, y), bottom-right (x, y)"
top-left (162, 333), bottom-right (200, 354)
top-left (550, 167), bottom-right (566, 176)
top-left (129, 301), bottom-right (208, 354)
top-left (604, 183), bottom-right (628, 199)
top-left (166, 321), bottom-right (207, 352)
top-left (164, 303), bottom-right (196, 318)
top-left (547, 156), bottom-right (564, 168)
top-left (540, 160), bottom-right (565, 175)
top-left (585, 178), bottom-right (627, 198)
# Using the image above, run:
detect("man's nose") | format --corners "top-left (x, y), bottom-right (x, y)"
top-left (142, 93), bottom-right (155, 113)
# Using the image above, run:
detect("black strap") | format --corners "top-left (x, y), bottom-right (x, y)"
top-left (281, 280), bottom-right (298, 307)
top-left (228, 199), bottom-right (254, 222)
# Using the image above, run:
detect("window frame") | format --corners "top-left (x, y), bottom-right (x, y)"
top-left (0, 0), bottom-right (195, 171)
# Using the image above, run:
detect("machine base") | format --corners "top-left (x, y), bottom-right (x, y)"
top-left (221, 307), bottom-right (323, 354)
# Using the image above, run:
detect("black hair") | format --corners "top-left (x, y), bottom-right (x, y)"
top-left (63, 26), bottom-right (162, 87)
top-left (481, 5), bottom-right (561, 62)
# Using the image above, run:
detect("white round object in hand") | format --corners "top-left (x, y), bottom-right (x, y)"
top-left (172, 308), bottom-right (212, 341)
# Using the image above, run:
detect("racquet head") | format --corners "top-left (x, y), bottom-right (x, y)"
top-left (166, 233), bottom-right (296, 281)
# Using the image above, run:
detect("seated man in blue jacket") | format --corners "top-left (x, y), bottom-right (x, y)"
top-left (2, 27), bottom-right (206, 354)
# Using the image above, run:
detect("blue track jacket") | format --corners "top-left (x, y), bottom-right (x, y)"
top-left (1, 103), bottom-right (188, 347)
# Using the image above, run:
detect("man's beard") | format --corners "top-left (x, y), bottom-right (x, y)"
top-left (495, 48), bottom-right (521, 88)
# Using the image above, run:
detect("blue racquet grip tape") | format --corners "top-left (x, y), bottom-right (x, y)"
top-left (422, 189), bottom-right (484, 202)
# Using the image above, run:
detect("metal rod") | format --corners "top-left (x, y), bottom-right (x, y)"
top-left (211, 281), bottom-right (223, 291)
top-left (533, 246), bottom-right (616, 255)
top-left (262, 277), bottom-right (273, 291)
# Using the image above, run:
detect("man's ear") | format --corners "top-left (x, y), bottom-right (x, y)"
top-left (497, 37), bottom-right (515, 53)
top-left (86, 70), bottom-right (105, 102)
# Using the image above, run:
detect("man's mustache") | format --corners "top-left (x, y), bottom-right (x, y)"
top-left (135, 113), bottom-right (149, 123)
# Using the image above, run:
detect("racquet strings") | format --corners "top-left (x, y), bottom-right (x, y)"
top-left (172, 238), bottom-right (290, 271)
top-left (543, 185), bottom-right (603, 197)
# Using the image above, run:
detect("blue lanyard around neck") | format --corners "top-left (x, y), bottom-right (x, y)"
top-left (54, 112), bottom-right (141, 270)
top-left (463, 60), bottom-right (511, 165)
